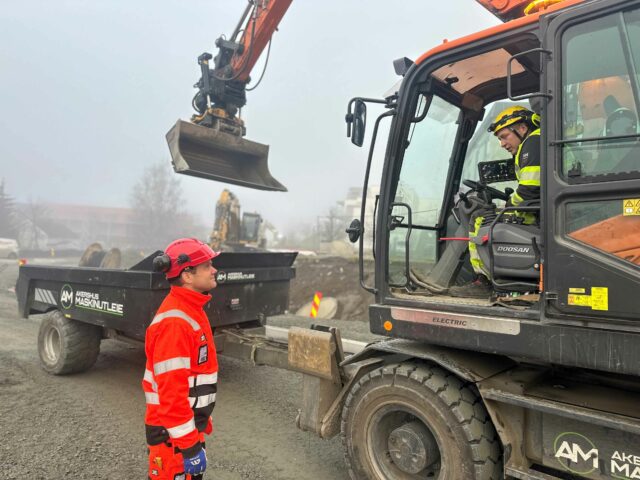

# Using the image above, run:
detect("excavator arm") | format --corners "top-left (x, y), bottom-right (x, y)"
top-left (192, 0), bottom-right (293, 123)
top-left (476, 0), bottom-right (566, 21)
top-left (166, 0), bottom-right (293, 192)
top-left (167, 0), bottom-right (566, 192)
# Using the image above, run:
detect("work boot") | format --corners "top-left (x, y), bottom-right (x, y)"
top-left (449, 276), bottom-right (493, 298)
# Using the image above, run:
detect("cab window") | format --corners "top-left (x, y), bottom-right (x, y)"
top-left (562, 7), bottom-right (640, 269)
top-left (561, 8), bottom-right (640, 181)
top-left (389, 95), bottom-right (461, 284)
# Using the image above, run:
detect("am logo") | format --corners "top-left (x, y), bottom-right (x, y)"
top-left (60, 284), bottom-right (74, 309)
top-left (554, 432), bottom-right (599, 475)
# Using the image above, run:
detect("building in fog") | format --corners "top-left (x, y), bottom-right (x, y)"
top-left (16, 202), bottom-right (138, 250)
top-left (332, 185), bottom-right (380, 252)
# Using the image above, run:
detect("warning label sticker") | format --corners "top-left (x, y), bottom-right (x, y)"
top-left (623, 199), bottom-right (640, 216)
top-left (567, 287), bottom-right (609, 311)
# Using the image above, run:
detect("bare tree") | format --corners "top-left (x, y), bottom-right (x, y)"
top-left (14, 198), bottom-right (49, 250)
top-left (317, 206), bottom-right (350, 243)
top-left (129, 162), bottom-right (203, 250)
top-left (0, 179), bottom-right (18, 238)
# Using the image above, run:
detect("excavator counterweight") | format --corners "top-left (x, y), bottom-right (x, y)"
top-left (166, 120), bottom-right (287, 192)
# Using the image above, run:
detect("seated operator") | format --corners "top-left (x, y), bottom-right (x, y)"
top-left (453, 106), bottom-right (541, 297)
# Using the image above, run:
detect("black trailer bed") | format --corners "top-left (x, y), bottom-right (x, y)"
top-left (16, 251), bottom-right (297, 341)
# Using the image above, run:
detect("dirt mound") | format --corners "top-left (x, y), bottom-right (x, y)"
top-left (288, 256), bottom-right (374, 322)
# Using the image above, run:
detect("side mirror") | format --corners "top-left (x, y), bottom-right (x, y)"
top-left (346, 219), bottom-right (363, 243)
top-left (346, 99), bottom-right (367, 147)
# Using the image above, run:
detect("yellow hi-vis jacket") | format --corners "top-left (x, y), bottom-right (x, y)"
top-left (508, 128), bottom-right (541, 224)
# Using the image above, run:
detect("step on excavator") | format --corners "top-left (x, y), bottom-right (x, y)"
top-left (167, 1), bottom-right (640, 479)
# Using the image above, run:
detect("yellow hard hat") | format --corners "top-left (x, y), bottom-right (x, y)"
top-left (488, 106), bottom-right (540, 134)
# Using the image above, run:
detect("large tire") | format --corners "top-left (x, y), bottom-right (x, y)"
top-left (341, 362), bottom-right (501, 480)
top-left (38, 310), bottom-right (102, 375)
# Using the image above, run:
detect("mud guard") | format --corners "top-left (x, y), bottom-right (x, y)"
top-left (166, 119), bottom-right (287, 192)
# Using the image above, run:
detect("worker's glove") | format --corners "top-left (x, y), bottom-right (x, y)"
top-left (183, 447), bottom-right (207, 475)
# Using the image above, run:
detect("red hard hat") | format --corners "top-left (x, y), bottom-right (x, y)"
top-left (153, 238), bottom-right (219, 279)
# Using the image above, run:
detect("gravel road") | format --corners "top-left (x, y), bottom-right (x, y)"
top-left (0, 258), bottom-right (375, 479)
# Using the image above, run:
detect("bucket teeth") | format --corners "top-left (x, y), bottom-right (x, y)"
top-left (166, 120), bottom-right (287, 192)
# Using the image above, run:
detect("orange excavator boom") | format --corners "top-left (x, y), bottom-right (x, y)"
top-left (475, 0), bottom-right (568, 21)
top-left (166, 0), bottom-right (294, 192)
top-left (230, 0), bottom-right (293, 84)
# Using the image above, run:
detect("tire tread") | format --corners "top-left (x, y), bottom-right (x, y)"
top-left (341, 361), bottom-right (502, 480)
top-left (38, 310), bottom-right (101, 375)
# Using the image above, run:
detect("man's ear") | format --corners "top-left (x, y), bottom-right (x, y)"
top-left (180, 270), bottom-right (192, 286)
top-left (517, 123), bottom-right (530, 137)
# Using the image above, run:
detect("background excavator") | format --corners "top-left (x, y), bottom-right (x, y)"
top-left (209, 188), bottom-right (272, 251)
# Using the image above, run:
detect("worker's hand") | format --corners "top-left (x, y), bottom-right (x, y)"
top-left (205, 416), bottom-right (214, 434)
top-left (183, 447), bottom-right (207, 475)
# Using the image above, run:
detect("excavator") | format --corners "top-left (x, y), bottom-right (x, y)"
top-left (167, 1), bottom-right (640, 479)
top-left (209, 188), bottom-right (269, 251)
top-left (165, 0), bottom-right (292, 192)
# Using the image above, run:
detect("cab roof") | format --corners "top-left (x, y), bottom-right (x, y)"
top-left (416, 0), bottom-right (586, 67)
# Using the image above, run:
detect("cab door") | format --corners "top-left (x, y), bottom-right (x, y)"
top-left (544, 0), bottom-right (640, 325)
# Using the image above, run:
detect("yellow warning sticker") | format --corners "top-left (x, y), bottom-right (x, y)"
top-left (591, 287), bottom-right (609, 311)
top-left (569, 287), bottom-right (586, 294)
top-left (568, 294), bottom-right (592, 307)
top-left (567, 287), bottom-right (609, 311)
top-left (623, 199), bottom-right (640, 216)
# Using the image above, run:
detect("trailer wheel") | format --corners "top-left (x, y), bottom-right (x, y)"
top-left (38, 310), bottom-right (102, 375)
top-left (341, 362), bottom-right (501, 480)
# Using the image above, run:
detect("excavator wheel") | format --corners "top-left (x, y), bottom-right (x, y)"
top-left (341, 362), bottom-right (501, 480)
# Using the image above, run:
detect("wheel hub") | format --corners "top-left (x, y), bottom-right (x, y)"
top-left (387, 420), bottom-right (439, 474)
top-left (43, 326), bottom-right (61, 363)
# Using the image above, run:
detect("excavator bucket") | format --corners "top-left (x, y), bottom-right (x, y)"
top-left (166, 120), bottom-right (287, 192)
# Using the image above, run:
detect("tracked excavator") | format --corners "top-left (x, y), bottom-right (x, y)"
top-left (209, 189), bottom-right (269, 251)
top-left (167, 1), bottom-right (640, 478)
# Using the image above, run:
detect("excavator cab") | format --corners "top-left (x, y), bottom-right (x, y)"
top-left (351, 0), bottom-right (640, 323)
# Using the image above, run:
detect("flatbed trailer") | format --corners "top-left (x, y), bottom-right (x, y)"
top-left (15, 251), bottom-right (298, 372)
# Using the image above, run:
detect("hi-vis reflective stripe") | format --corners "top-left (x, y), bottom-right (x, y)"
top-left (188, 393), bottom-right (217, 408)
top-left (35, 288), bottom-right (56, 305)
top-left (518, 166), bottom-right (540, 185)
top-left (511, 190), bottom-right (525, 206)
top-left (145, 392), bottom-right (160, 405)
top-left (150, 309), bottom-right (201, 331)
top-left (143, 369), bottom-right (158, 391)
top-left (196, 372), bottom-right (218, 386)
top-left (188, 372), bottom-right (218, 388)
top-left (154, 357), bottom-right (190, 376)
top-left (167, 418), bottom-right (196, 439)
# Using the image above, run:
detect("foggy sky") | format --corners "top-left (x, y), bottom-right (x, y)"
top-left (0, 0), bottom-right (497, 232)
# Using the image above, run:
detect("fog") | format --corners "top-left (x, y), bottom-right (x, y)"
top-left (0, 0), bottom-right (497, 240)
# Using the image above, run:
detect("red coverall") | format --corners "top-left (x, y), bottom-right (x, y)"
top-left (142, 286), bottom-right (219, 480)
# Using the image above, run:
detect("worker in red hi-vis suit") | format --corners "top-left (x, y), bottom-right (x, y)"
top-left (143, 238), bottom-right (220, 480)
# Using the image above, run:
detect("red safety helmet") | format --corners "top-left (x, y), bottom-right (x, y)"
top-left (153, 238), bottom-right (219, 279)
